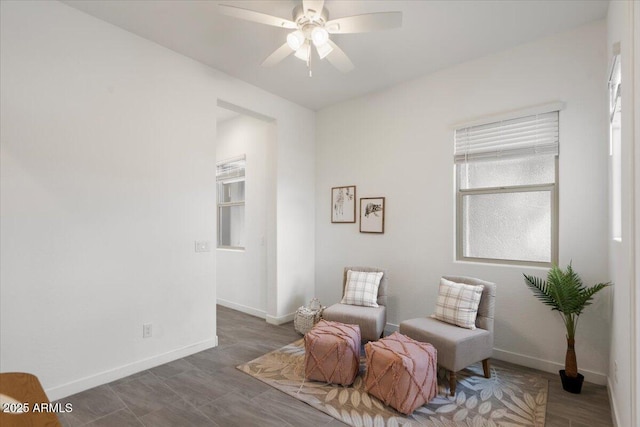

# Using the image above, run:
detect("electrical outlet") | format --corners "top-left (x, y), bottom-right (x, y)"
top-left (143, 323), bottom-right (152, 338)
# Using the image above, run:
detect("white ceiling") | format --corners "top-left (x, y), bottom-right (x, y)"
top-left (62, 0), bottom-right (608, 110)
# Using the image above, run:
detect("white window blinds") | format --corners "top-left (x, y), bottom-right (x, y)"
top-left (455, 111), bottom-right (559, 163)
top-left (216, 156), bottom-right (246, 181)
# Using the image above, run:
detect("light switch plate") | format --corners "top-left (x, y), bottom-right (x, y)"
top-left (195, 240), bottom-right (211, 252)
top-left (143, 323), bottom-right (152, 338)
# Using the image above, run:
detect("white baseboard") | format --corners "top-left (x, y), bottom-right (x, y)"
top-left (385, 322), bottom-right (608, 385)
top-left (216, 298), bottom-right (293, 325)
top-left (607, 377), bottom-right (621, 427)
top-left (266, 312), bottom-right (295, 325)
top-left (217, 298), bottom-right (266, 319)
top-left (493, 348), bottom-right (607, 385)
top-left (45, 337), bottom-right (217, 401)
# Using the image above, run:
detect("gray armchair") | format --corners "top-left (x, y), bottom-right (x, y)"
top-left (399, 276), bottom-right (496, 396)
top-left (322, 267), bottom-right (388, 342)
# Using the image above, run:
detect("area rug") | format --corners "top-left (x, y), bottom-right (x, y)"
top-left (237, 339), bottom-right (548, 427)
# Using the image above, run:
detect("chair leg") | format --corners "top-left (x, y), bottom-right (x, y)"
top-left (448, 370), bottom-right (456, 396)
top-left (482, 359), bottom-right (491, 378)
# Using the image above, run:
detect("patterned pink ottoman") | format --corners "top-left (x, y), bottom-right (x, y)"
top-left (364, 332), bottom-right (437, 415)
top-left (304, 320), bottom-right (361, 386)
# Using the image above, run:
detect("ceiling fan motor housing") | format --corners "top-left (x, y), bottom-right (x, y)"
top-left (292, 4), bottom-right (329, 38)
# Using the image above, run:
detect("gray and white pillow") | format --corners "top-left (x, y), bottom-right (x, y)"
top-left (432, 278), bottom-right (483, 329)
top-left (341, 270), bottom-right (384, 308)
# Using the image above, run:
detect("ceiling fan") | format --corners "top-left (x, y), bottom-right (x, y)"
top-left (219, 0), bottom-right (402, 75)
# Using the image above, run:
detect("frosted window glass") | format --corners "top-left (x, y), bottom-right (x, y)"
top-left (462, 191), bottom-right (551, 263)
top-left (218, 205), bottom-right (245, 248)
top-left (458, 155), bottom-right (555, 189)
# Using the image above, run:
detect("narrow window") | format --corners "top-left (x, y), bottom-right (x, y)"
top-left (216, 156), bottom-right (246, 249)
top-left (455, 108), bottom-right (559, 266)
top-left (609, 50), bottom-right (622, 241)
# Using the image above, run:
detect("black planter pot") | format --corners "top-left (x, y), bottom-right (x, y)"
top-left (559, 370), bottom-right (584, 394)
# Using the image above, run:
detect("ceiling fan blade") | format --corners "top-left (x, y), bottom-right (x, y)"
top-left (262, 43), bottom-right (294, 67)
top-left (325, 12), bottom-right (402, 34)
top-left (325, 40), bottom-right (354, 73)
top-left (303, 0), bottom-right (325, 18)
top-left (219, 4), bottom-right (297, 29)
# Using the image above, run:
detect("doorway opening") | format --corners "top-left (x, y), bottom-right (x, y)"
top-left (215, 101), bottom-right (277, 321)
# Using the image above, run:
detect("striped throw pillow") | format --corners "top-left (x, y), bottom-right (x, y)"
top-left (341, 270), bottom-right (383, 307)
top-left (432, 278), bottom-right (483, 330)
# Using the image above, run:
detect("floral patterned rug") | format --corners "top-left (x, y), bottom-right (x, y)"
top-left (237, 339), bottom-right (548, 427)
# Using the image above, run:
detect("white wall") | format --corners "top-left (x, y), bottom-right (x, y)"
top-left (0, 0), bottom-right (315, 400)
top-left (607, 2), bottom-right (638, 427)
top-left (216, 114), bottom-right (275, 318)
top-left (635, 5), bottom-right (640, 422)
top-left (315, 21), bottom-right (611, 384)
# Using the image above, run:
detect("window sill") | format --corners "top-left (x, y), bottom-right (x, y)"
top-left (217, 247), bottom-right (245, 252)
top-left (454, 258), bottom-right (552, 269)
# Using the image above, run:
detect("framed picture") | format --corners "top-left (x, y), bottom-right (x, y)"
top-left (331, 186), bottom-right (356, 223)
top-left (360, 197), bottom-right (385, 233)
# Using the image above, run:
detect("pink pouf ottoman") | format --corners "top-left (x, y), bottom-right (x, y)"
top-left (304, 320), bottom-right (361, 386)
top-left (364, 332), bottom-right (438, 415)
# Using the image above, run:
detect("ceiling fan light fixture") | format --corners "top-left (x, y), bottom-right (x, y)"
top-left (286, 30), bottom-right (305, 50)
top-left (311, 27), bottom-right (329, 46)
top-left (294, 41), bottom-right (311, 61)
top-left (316, 41), bottom-right (333, 59)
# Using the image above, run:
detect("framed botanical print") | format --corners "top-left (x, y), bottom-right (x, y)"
top-left (360, 197), bottom-right (385, 233)
top-left (331, 186), bottom-right (356, 223)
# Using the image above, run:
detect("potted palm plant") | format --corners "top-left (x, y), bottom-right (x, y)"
top-left (523, 263), bottom-right (610, 394)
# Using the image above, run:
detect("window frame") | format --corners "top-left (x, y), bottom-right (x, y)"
top-left (216, 156), bottom-right (246, 250)
top-left (455, 161), bottom-right (558, 267)
top-left (454, 106), bottom-right (561, 267)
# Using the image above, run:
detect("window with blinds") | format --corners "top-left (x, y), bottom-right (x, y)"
top-left (454, 108), bottom-right (559, 266)
top-left (216, 156), bottom-right (246, 249)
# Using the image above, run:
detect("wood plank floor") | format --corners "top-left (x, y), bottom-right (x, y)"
top-left (55, 306), bottom-right (614, 426)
